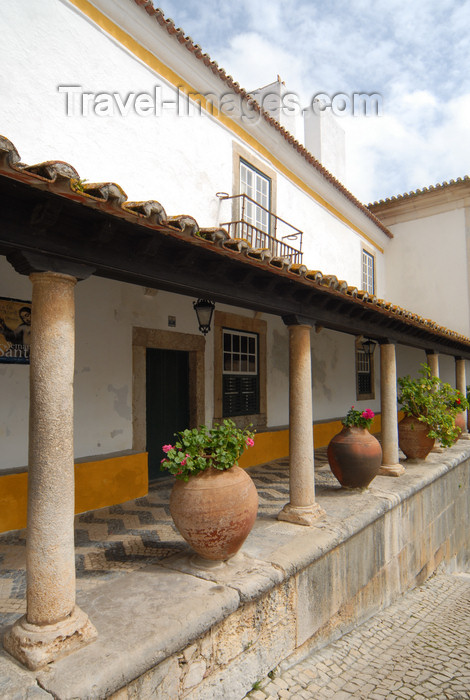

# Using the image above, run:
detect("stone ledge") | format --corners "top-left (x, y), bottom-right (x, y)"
top-left (244, 443), bottom-right (470, 578)
top-left (159, 551), bottom-right (285, 603)
top-left (34, 567), bottom-right (240, 699)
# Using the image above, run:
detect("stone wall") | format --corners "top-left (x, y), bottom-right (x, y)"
top-left (108, 455), bottom-right (470, 700)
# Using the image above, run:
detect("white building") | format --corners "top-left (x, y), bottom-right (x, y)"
top-left (0, 0), bottom-right (469, 673)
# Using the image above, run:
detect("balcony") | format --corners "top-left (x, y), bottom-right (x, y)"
top-left (218, 193), bottom-right (303, 264)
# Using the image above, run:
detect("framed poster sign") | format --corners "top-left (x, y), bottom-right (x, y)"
top-left (0, 297), bottom-right (32, 364)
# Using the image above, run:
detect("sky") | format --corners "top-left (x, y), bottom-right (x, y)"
top-left (154, 0), bottom-right (470, 204)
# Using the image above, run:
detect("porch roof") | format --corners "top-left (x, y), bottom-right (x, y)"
top-left (1, 135), bottom-right (469, 359)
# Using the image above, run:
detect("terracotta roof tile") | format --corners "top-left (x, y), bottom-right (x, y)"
top-left (1, 134), bottom-right (469, 348)
top-left (368, 175), bottom-right (470, 208)
top-left (122, 200), bottom-right (167, 223)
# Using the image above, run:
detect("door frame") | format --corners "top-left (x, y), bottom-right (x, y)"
top-left (132, 327), bottom-right (205, 453)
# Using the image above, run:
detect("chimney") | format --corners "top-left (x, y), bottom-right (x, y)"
top-left (250, 76), bottom-right (301, 140)
top-left (303, 102), bottom-right (346, 182)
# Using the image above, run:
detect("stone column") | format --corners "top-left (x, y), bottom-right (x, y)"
top-left (278, 320), bottom-right (324, 526)
top-left (426, 351), bottom-right (439, 378)
top-left (4, 271), bottom-right (97, 670)
top-left (379, 343), bottom-right (405, 477)
top-left (425, 350), bottom-right (444, 451)
top-left (455, 357), bottom-right (469, 439)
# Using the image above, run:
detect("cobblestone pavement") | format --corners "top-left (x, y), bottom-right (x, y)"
top-left (245, 571), bottom-right (470, 700)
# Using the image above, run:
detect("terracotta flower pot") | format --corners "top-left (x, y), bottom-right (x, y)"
top-left (169, 465), bottom-right (258, 561)
top-left (398, 416), bottom-right (435, 460)
top-left (327, 426), bottom-right (382, 489)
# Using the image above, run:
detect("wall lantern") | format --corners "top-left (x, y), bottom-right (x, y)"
top-left (361, 337), bottom-right (377, 357)
top-left (193, 299), bottom-right (215, 336)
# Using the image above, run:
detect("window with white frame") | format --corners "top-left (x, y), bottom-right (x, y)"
top-left (222, 328), bottom-right (259, 416)
top-left (239, 159), bottom-right (271, 236)
top-left (362, 249), bottom-right (375, 294)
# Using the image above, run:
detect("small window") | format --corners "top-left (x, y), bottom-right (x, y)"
top-left (222, 328), bottom-right (259, 416)
top-left (362, 249), bottom-right (375, 294)
top-left (356, 341), bottom-right (375, 400)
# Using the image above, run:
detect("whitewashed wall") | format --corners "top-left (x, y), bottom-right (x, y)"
top-left (396, 345), bottom-right (427, 381)
top-left (0, 258), bottom-right (217, 470)
top-left (438, 354), bottom-right (457, 387)
top-left (0, 263), bottom-right (31, 470)
top-left (0, 0), bottom-right (387, 295)
top-left (312, 329), bottom-right (381, 418)
top-left (276, 171), bottom-right (387, 294)
top-left (385, 209), bottom-right (469, 336)
top-left (0, 0), bottom-right (231, 223)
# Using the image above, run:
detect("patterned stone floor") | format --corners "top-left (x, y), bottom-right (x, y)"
top-left (0, 451), bottom-right (337, 629)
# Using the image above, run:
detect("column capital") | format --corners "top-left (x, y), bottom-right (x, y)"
top-left (282, 314), bottom-right (314, 328)
top-left (6, 251), bottom-right (95, 280)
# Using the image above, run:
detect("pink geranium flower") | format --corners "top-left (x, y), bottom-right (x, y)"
top-left (361, 409), bottom-right (375, 420)
top-left (246, 437), bottom-right (255, 447)
top-left (162, 444), bottom-right (173, 453)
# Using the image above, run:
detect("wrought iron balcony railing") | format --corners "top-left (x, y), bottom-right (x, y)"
top-left (218, 193), bottom-right (303, 264)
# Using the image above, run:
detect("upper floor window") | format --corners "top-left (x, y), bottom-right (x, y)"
top-left (362, 249), bottom-right (375, 294)
top-left (218, 144), bottom-right (303, 263)
top-left (239, 159), bottom-right (271, 234)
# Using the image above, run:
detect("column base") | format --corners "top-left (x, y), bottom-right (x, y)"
top-left (3, 604), bottom-right (97, 670)
top-left (458, 432), bottom-right (470, 440)
top-left (379, 463), bottom-right (405, 477)
top-left (277, 502), bottom-right (325, 526)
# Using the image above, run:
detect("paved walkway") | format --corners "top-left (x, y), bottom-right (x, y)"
top-left (245, 571), bottom-right (470, 700)
top-left (0, 452), bottom-right (334, 628)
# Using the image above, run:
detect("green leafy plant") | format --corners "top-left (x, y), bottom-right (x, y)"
top-left (342, 406), bottom-right (375, 430)
top-left (71, 177), bottom-right (88, 193)
top-left (397, 364), bottom-right (469, 447)
top-left (160, 419), bottom-right (255, 481)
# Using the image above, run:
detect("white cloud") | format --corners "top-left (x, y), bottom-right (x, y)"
top-left (156, 0), bottom-right (470, 201)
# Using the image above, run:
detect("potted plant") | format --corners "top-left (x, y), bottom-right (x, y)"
top-left (327, 406), bottom-right (382, 488)
top-left (446, 388), bottom-right (469, 440)
top-left (161, 419), bottom-right (258, 561)
top-left (397, 364), bottom-right (469, 459)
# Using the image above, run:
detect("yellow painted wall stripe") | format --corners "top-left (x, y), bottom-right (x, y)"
top-left (68, 0), bottom-right (384, 254)
top-left (0, 452), bottom-right (148, 533)
top-left (0, 415), bottom-right (393, 533)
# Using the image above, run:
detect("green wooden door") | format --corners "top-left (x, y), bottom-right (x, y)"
top-left (146, 348), bottom-right (190, 480)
